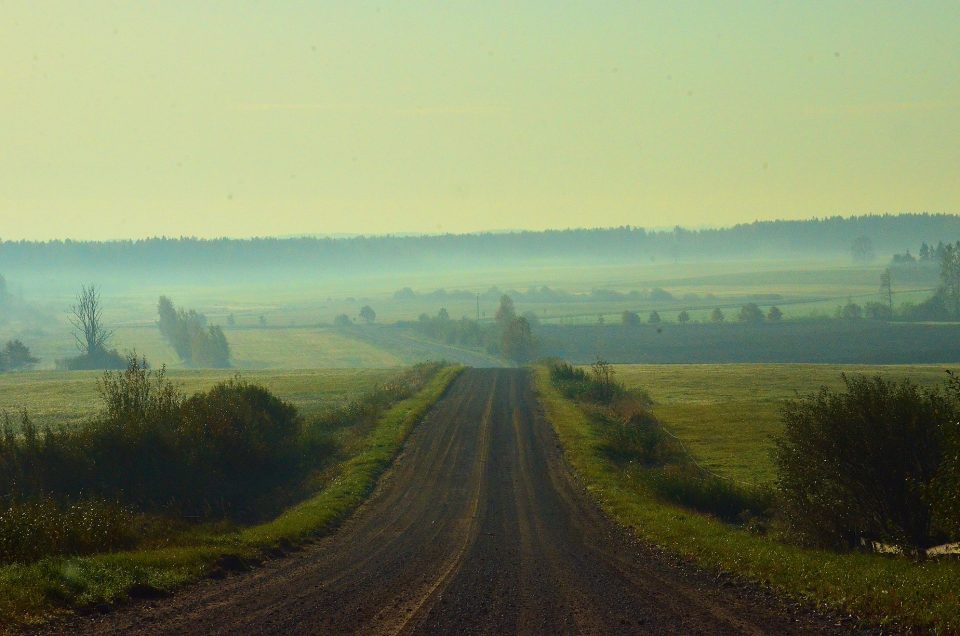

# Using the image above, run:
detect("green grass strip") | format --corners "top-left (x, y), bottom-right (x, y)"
top-left (0, 365), bottom-right (464, 628)
top-left (533, 365), bottom-right (960, 634)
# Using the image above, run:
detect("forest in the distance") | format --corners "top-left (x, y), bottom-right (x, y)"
top-left (3, 214), bottom-right (959, 282)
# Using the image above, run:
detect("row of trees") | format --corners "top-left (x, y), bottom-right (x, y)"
top-left (900, 241), bottom-right (960, 320)
top-left (157, 297), bottom-right (231, 368)
top-left (891, 240), bottom-right (950, 265)
top-left (620, 303), bottom-right (784, 326)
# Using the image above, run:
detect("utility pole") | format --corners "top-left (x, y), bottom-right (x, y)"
top-left (880, 268), bottom-right (893, 314)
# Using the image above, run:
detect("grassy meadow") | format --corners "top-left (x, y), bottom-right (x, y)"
top-left (613, 363), bottom-right (953, 484)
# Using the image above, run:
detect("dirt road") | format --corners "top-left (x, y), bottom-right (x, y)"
top-left (54, 369), bottom-right (862, 635)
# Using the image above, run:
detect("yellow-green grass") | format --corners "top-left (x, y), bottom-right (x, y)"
top-left (614, 364), bottom-right (952, 484)
top-left (0, 365), bottom-right (463, 627)
top-left (534, 366), bottom-right (960, 633)
top-left (4, 324), bottom-right (404, 372)
top-left (0, 368), bottom-right (398, 430)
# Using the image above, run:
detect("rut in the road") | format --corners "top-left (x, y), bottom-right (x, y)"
top-left (48, 368), bottom-right (861, 636)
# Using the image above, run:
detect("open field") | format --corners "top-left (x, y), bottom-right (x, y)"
top-left (614, 363), bottom-right (952, 484)
top-left (0, 368), bottom-right (397, 430)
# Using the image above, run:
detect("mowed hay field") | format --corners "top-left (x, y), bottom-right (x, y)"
top-left (615, 364), bottom-right (952, 484)
top-left (0, 368), bottom-right (397, 430)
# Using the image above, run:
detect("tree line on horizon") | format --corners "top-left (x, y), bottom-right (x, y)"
top-left (3, 214), bottom-right (960, 276)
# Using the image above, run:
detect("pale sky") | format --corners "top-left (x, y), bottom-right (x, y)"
top-left (2, 1), bottom-right (958, 240)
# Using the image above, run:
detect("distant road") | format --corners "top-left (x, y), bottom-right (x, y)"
top-left (53, 369), bottom-right (860, 635)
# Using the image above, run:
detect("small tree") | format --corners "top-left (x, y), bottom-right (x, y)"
top-left (334, 313), bottom-right (352, 327)
top-left (70, 284), bottom-right (113, 357)
top-left (677, 310), bottom-right (690, 324)
top-left (0, 340), bottom-right (38, 371)
top-left (841, 299), bottom-right (863, 320)
top-left (767, 306), bottom-right (783, 322)
top-left (501, 316), bottom-right (535, 362)
top-left (880, 268), bottom-right (893, 314)
top-left (647, 310), bottom-right (661, 324)
top-left (359, 305), bottom-right (376, 324)
top-left (621, 310), bottom-right (640, 327)
top-left (495, 295), bottom-right (516, 325)
top-left (65, 285), bottom-right (124, 370)
top-left (710, 307), bottom-right (725, 323)
top-left (437, 307), bottom-right (450, 321)
top-left (851, 235), bottom-right (874, 263)
top-left (738, 303), bottom-right (764, 323)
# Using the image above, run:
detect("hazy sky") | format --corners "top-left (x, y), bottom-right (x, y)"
top-left (2, 2), bottom-right (958, 240)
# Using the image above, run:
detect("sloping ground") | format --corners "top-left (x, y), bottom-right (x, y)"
top-left (45, 369), bottom-right (861, 635)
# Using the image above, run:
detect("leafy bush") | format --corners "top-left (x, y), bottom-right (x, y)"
top-left (550, 361), bottom-right (612, 403)
top-left (930, 372), bottom-right (960, 536)
top-left (775, 374), bottom-right (956, 554)
top-left (0, 355), bottom-right (306, 518)
top-left (599, 411), bottom-right (683, 466)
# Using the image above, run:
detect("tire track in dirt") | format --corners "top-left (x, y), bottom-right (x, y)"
top-left (44, 369), bottom-right (869, 635)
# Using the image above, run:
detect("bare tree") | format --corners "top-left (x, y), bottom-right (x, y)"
top-left (70, 284), bottom-right (112, 356)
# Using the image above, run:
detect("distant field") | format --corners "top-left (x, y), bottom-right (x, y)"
top-left (615, 363), bottom-right (951, 484)
top-left (0, 368), bottom-right (396, 430)
top-left (540, 321), bottom-right (960, 364)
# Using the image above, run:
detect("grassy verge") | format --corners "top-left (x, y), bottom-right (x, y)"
top-left (0, 365), bottom-right (463, 628)
top-left (533, 365), bottom-right (960, 633)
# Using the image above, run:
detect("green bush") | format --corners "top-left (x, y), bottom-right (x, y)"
top-left (548, 360), bottom-right (629, 404)
top-left (599, 411), bottom-right (683, 466)
top-left (930, 372), bottom-right (960, 536)
top-left (776, 374), bottom-right (956, 555)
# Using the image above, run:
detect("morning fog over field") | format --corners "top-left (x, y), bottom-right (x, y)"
top-left (2, 2), bottom-right (960, 633)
